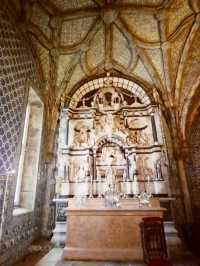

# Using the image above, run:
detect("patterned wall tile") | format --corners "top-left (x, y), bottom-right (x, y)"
top-left (0, 8), bottom-right (37, 174)
top-left (0, 7), bottom-right (48, 265)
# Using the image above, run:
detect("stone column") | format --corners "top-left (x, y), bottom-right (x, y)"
top-left (93, 150), bottom-right (97, 180)
top-left (151, 113), bottom-right (158, 143)
top-left (65, 110), bottom-right (69, 146)
top-left (176, 143), bottom-right (193, 223)
top-left (171, 121), bottom-right (193, 224)
top-left (42, 156), bottom-right (56, 237)
top-left (125, 152), bottom-right (130, 180)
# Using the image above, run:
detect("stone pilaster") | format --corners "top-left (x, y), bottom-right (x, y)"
top-left (170, 119), bottom-right (193, 224)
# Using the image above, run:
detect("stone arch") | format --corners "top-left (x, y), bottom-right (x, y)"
top-left (68, 76), bottom-right (151, 109)
top-left (95, 134), bottom-right (126, 150)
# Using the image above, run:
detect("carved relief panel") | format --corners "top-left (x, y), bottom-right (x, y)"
top-left (56, 77), bottom-right (169, 197)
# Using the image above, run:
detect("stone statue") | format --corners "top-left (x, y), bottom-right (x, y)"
top-left (136, 155), bottom-right (153, 180)
top-left (111, 90), bottom-right (121, 107)
top-left (126, 130), bottom-right (139, 145)
top-left (75, 155), bottom-right (89, 182)
top-left (55, 176), bottom-right (63, 195)
top-left (105, 154), bottom-right (115, 187)
top-left (88, 128), bottom-right (95, 146)
top-left (113, 146), bottom-right (125, 165)
top-left (72, 123), bottom-right (91, 148)
top-left (77, 164), bottom-right (86, 181)
top-left (155, 158), bottom-right (162, 180)
top-left (138, 131), bottom-right (150, 146)
top-left (129, 153), bottom-right (136, 180)
top-left (104, 113), bottom-right (113, 138)
top-left (96, 91), bottom-right (104, 105)
top-left (113, 116), bottom-right (128, 137)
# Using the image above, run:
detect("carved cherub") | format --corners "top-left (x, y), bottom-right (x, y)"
top-left (72, 123), bottom-right (91, 148)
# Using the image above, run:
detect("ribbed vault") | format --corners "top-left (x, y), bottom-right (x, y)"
top-left (5, 0), bottom-right (200, 145)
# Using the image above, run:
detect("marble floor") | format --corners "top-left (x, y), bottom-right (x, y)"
top-left (15, 226), bottom-right (200, 266)
top-left (36, 248), bottom-right (144, 266)
top-left (34, 245), bottom-right (200, 266)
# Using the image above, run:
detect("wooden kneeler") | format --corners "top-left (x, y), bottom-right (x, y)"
top-left (141, 217), bottom-right (173, 266)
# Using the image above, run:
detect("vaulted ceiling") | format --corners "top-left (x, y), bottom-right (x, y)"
top-left (7, 0), bottom-right (200, 140)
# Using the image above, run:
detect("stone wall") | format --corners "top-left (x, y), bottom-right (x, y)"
top-left (188, 115), bottom-right (200, 221)
top-left (161, 116), bottom-right (187, 227)
top-left (0, 5), bottom-right (47, 265)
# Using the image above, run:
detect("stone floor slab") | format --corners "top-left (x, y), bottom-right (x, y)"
top-left (35, 246), bottom-right (200, 266)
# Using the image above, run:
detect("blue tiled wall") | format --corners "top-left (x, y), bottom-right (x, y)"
top-left (0, 8), bottom-right (37, 174)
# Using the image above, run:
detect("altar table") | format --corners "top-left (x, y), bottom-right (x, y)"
top-left (63, 198), bottom-right (165, 261)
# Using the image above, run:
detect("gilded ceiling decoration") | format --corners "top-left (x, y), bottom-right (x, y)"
top-left (6, 0), bottom-right (200, 140)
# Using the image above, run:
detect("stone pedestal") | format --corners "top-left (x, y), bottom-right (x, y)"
top-left (63, 198), bottom-right (165, 261)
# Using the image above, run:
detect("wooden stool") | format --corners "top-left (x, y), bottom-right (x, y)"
top-left (141, 217), bottom-right (173, 265)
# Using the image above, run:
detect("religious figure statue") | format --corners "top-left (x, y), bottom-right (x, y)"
top-left (80, 98), bottom-right (86, 108)
top-left (113, 116), bottom-right (128, 138)
top-left (111, 90), bottom-right (121, 108)
top-left (126, 130), bottom-right (139, 145)
top-left (105, 154), bottom-right (114, 186)
top-left (104, 113), bottom-right (114, 138)
top-left (113, 146), bottom-right (125, 165)
top-left (72, 123), bottom-right (91, 148)
top-left (138, 131), bottom-right (150, 146)
top-left (75, 155), bottom-right (89, 182)
top-left (155, 157), bottom-right (163, 180)
top-left (129, 153), bottom-right (136, 180)
top-left (94, 83), bottom-right (123, 113)
top-left (76, 164), bottom-right (86, 181)
top-left (136, 155), bottom-right (153, 181)
top-left (55, 176), bottom-right (63, 195)
top-left (88, 128), bottom-right (95, 147)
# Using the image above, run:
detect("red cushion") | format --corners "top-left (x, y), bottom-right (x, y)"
top-left (148, 258), bottom-right (173, 266)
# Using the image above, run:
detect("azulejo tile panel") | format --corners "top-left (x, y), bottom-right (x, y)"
top-left (0, 8), bottom-right (37, 174)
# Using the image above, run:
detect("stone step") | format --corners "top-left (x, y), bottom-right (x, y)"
top-left (164, 221), bottom-right (182, 246)
top-left (51, 222), bottom-right (66, 247)
top-left (164, 221), bottom-right (179, 235)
